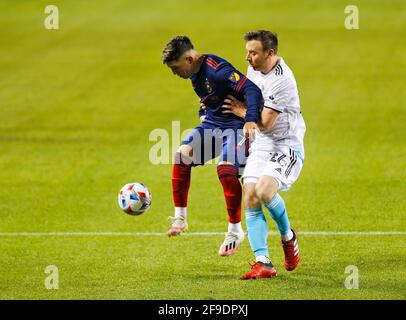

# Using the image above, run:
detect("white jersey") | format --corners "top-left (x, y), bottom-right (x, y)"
top-left (247, 58), bottom-right (306, 156)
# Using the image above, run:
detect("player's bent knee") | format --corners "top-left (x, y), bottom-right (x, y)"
top-left (177, 145), bottom-right (193, 157)
top-left (245, 193), bottom-right (260, 209)
top-left (255, 177), bottom-right (278, 203)
top-left (244, 189), bottom-right (256, 203)
top-left (244, 183), bottom-right (260, 209)
top-left (174, 145), bottom-right (193, 166)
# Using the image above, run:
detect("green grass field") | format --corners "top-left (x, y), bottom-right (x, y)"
top-left (0, 0), bottom-right (405, 300)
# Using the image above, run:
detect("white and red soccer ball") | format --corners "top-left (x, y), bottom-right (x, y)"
top-left (118, 183), bottom-right (152, 215)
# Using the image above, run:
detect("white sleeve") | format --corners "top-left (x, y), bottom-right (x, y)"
top-left (263, 76), bottom-right (292, 113)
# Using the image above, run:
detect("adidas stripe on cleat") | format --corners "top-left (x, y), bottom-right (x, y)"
top-left (281, 229), bottom-right (301, 271)
top-left (218, 231), bottom-right (244, 256)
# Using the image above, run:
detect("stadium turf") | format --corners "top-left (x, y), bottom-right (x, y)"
top-left (0, 0), bottom-right (405, 299)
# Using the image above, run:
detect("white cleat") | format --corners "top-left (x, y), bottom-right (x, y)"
top-left (167, 216), bottom-right (188, 237)
top-left (218, 231), bottom-right (244, 256)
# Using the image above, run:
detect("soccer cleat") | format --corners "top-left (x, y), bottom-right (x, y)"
top-left (167, 216), bottom-right (188, 236)
top-left (281, 229), bottom-right (301, 271)
top-left (240, 261), bottom-right (277, 280)
top-left (218, 231), bottom-right (244, 256)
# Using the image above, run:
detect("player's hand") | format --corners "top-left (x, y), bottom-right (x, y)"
top-left (221, 95), bottom-right (247, 118)
top-left (243, 121), bottom-right (259, 142)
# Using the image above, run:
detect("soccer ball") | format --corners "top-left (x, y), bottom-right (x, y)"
top-left (118, 182), bottom-right (152, 215)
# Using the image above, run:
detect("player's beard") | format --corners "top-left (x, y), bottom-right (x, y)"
top-left (248, 60), bottom-right (260, 70)
top-left (250, 62), bottom-right (259, 70)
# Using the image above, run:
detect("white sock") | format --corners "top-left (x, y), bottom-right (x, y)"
top-left (256, 255), bottom-right (270, 264)
top-left (228, 222), bottom-right (243, 235)
top-left (174, 207), bottom-right (187, 220)
top-left (281, 229), bottom-right (294, 241)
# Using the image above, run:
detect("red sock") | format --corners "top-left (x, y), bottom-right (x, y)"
top-left (217, 165), bottom-right (242, 224)
top-left (172, 152), bottom-right (192, 207)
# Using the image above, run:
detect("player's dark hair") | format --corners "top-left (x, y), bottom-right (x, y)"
top-left (244, 30), bottom-right (278, 54)
top-left (161, 36), bottom-right (194, 63)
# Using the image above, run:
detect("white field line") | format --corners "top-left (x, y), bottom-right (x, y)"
top-left (0, 231), bottom-right (405, 236)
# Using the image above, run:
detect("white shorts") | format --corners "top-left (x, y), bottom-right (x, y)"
top-left (242, 146), bottom-right (304, 191)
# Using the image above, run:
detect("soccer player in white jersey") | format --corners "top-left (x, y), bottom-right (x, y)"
top-left (222, 30), bottom-right (306, 279)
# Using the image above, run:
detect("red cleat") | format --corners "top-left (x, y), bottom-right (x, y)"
top-left (240, 262), bottom-right (277, 280)
top-left (282, 229), bottom-right (301, 271)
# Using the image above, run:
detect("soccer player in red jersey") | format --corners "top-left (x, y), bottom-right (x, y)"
top-left (162, 36), bottom-right (262, 256)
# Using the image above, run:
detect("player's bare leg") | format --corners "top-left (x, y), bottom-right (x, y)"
top-left (217, 161), bottom-right (245, 256)
top-left (167, 145), bottom-right (193, 237)
top-left (258, 176), bottom-right (300, 271)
